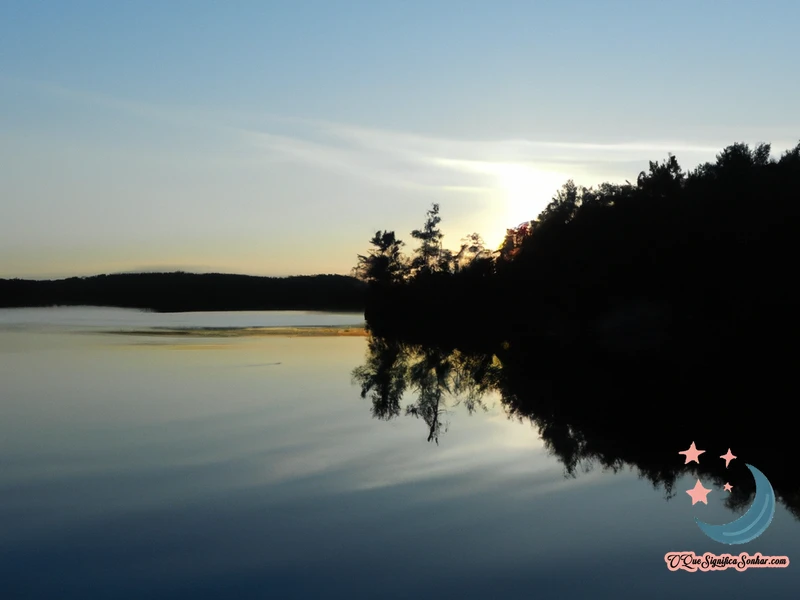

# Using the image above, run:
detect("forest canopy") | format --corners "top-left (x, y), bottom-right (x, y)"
top-left (354, 141), bottom-right (800, 350)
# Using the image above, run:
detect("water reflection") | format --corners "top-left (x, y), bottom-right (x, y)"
top-left (353, 334), bottom-right (800, 519)
top-left (352, 337), bottom-right (497, 443)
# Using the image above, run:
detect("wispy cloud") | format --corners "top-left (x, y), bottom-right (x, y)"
top-left (236, 116), bottom-right (736, 198)
top-left (1, 75), bottom-right (755, 199)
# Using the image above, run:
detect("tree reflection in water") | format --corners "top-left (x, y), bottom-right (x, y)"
top-left (352, 333), bottom-right (800, 519)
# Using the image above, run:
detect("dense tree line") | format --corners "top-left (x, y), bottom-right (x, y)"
top-left (350, 141), bottom-right (800, 522)
top-left (354, 142), bottom-right (800, 361)
top-left (0, 272), bottom-right (366, 312)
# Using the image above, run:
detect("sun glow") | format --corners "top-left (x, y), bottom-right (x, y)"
top-left (492, 162), bottom-right (568, 224)
top-left (429, 157), bottom-right (570, 250)
top-left (472, 162), bottom-right (569, 249)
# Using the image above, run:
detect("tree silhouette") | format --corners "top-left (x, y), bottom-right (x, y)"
top-left (353, 230), bottom-right (409, 286)
top-left (353, 140), bottom-right (800, 521)
top-left (355, 139), bottom-right (800, 360)
top-left (410, 203), bottom-right (446, 277)
top-left (454, 232), bottom-right (493, 275)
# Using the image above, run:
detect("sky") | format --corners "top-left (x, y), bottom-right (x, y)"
top-left (1, 0), bottom-right (799, 279)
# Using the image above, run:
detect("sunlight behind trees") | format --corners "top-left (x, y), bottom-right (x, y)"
top-left (353, 140), bottom-right (800, 365)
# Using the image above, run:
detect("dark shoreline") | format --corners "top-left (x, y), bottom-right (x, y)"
top-left (0, 272), bottom-right (367, 313)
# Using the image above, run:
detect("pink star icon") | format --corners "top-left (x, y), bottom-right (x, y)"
top-left (720, 448), bottom-right (737, 468)
top-left (724, 483), bottom-right (733, 492)
top-left (687, 479), bottom-right (712, 505)
top-left (679, 441), bottom-right (705, 464)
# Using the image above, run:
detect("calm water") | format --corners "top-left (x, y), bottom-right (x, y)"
top-left (1, 307), bottom-right (797, 599)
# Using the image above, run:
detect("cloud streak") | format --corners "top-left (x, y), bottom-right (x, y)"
top-left (8, 75), bottom-right (779, 236)
top-left (236, 116), bottom-right (737, 201)
top-left (3, 75), bottom-right (740, 198)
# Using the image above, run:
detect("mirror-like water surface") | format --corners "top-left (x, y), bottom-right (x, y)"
top-left (1, 308), bottom-right (797, 599)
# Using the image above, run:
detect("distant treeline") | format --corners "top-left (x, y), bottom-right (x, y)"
top-left (354, 141), bottom-right (800, 365)
top-left (0, 272), bottom-right (367, 312)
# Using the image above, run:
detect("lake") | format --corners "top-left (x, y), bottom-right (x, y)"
top-left (1, 307), bottom-right (798, 599)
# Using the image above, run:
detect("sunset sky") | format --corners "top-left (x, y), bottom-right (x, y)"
top-left (2, 0), bottom-right (798, 278)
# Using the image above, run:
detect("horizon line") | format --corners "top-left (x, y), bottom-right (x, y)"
top-left (0, 270), bottom-right (357, 282)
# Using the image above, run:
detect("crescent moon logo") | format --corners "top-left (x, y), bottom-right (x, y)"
top-left (694, 464), bottom-right (776, 545)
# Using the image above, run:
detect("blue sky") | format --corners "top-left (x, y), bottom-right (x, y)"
top-left (2, 0), bottom-right (798, 278)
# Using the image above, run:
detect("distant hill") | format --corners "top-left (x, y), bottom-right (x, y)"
top-left (0, 272), bottom-right (367, 312)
